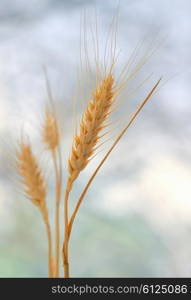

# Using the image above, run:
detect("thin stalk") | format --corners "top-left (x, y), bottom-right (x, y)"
top-left (63, 180), bottom-right (72, 278)
top-left (67, 78), bottom-right (161, 239)
top-left (44, 218), bottom-right (54, 277)
top-left (52, 149), bottom-right (62, 277)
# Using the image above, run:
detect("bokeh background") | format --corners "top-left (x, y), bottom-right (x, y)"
top-left (0, 0), bottom-right (191, 277)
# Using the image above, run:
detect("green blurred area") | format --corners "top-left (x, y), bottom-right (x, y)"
top-left (0, 202), bottom-right (169, 277)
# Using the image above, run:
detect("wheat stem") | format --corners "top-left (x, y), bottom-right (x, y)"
top-left (63, 180), bottom-right (71, 278)
top-left (62, 73), bottom-right (115, 277)
top-left (41, 206), bottom-right (54, 277)
top-left (17, 142), bottom-right (54, 277)
top-left (52, 149), bottom-right (62, 277)
top-left (42, 93), bottom-right (62, 277)
top-left (43, 214), bottom-right (54, 277)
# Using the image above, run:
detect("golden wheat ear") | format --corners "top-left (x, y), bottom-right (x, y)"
top-left (16, 141), bottom-right (54, 277)
top-left (42, 107), bottom-right (62, 278)
top-left (42, 108), bottom-right (60, 152)
top-left (67, 78), bottom-right (162, 239)
top-left (68, 73), bottom-right (115, 188)
top-left (17, 142), bottom-right (47, 211)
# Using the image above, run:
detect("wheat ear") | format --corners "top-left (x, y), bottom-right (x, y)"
top-left (67, 78), bottom-right (162, 240)
top-left (42, 66), bottom-right (63, 278)
top-left (43, 109), bottom-right (60, 151)
top-left (17, 142), bottom-right (54, 277)
top-left (63, 73), bottom-right (115, 278)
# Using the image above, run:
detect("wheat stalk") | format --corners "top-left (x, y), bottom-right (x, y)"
top-left (63, 72), bottom-right (115, 277)
top-left (16, 142), bottom-right (54, 277)
top-left (42, 98), bottom-right (62, 277)
top-left (43, 109), bottom-right (60, 151)
top-left (62, 78), bottom-right (161, 278)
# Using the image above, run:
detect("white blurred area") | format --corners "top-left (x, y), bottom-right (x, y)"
top-left (101, 151), bottom-right (191, 227)
top-left (0, 0), bottom-right (191, 277)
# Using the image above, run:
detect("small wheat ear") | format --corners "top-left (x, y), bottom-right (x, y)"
top-left (42, 70), bottom-right (63, 278)
top-left (16, 142), bottom-right (54, 277)
top-left (42, 108), bottom-right (60, 152)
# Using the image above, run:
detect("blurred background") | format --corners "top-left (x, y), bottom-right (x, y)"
top-left (0, 0), bottom-right (191, 277)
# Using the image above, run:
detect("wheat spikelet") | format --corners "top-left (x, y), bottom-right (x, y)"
top-left (68, 73), bottom-right (114, 184)
top-left (42, 109), bottom-right (60, 151)
top-left (42, 101), bottom-right (62, 277)
top-left (17, 142), bottom-right (55, 277)
top-left (17, 143), bottom-right (46, 211)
